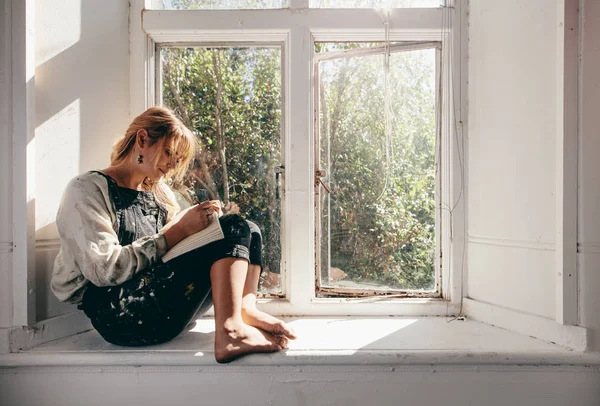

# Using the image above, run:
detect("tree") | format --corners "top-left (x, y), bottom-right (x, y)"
top-left (162, 46), bottom-right (283, 281)
top-left (318, 45), bottom-right (437, 290)
top-left (162, 40), bottom-right (437, 292)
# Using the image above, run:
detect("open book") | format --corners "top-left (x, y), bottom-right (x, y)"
top-left (161, 212), bottom-right (224, 263)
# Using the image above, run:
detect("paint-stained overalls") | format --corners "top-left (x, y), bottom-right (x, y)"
top-left (80, 171), bottom-right (263, 346)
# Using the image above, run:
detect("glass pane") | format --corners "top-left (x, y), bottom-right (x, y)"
top-left (161, 47), bottom-right (283, 295)
top-left (317, 43), bottom-right (437, 293)
top-left (152, 0), bottom-right (289, 9)
top-left (311, 0), bottom-right (443, 8)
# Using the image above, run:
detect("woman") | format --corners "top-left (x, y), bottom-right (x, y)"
top-left (51, 106), bottom-right (296, 363)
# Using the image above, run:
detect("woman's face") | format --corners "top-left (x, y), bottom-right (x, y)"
top-left (138, 131), bottom-right (180, 181)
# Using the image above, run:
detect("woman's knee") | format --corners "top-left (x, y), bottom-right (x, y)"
top-left (220, 214), bottom-right (251, 238)
top-left (218, 215), bottom-right (264, 261)
top-left (218, 214), bottom-right (252, 253)
top-left (245, 220), bottom-right (263, 267)
top-left (245, 220), bottom-right (262, 240)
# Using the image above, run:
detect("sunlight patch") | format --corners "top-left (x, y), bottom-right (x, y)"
top-left (285, 318), bottom-right (417, 352)
top-left (189, 319), bottom-right (216, 334)
top-left (35, 0), bottom-right (81, 66)
top-left (35, 99), bottom-right (81, 237)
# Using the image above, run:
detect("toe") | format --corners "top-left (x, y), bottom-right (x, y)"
top-left (273, 335), bottom-right (289, 349)
top-left (274, 321), bottom-right (297, 339)
top-left (283, 325), bottom-right (297, 340)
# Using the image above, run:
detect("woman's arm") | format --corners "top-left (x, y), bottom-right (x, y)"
top-left (57, 177), bottom-right (168, 287)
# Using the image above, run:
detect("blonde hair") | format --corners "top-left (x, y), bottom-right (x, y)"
top-left (111, 106), bottom-right (196, 219)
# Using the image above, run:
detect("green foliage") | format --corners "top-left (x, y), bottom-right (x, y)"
top-left (167, 0), bottom-right (288, 9)
top-left (318, 45), bottom-right (437, 290)
top-left (164, 0), bottom-right (441, 10)
top-left (162, 47), bottom-right (282, 276)
top-left (162, 41), bottom-right (438, 293)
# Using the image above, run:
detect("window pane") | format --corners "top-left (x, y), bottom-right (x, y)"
top-left (151, 0), bottom-right (289, 10)
top-left (311, 0), bottom-right (442, 7)
top-left (161, 47), bottom-right (283, 295)
top-left (317, 43), bottom-right (437, 293)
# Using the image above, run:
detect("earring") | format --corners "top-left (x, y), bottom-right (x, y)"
top-left (137, 154), bottom-right (143, 164)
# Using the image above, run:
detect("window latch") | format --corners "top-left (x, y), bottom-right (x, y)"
top-left (274, 165), bottom-right (285, 200)
top-left (315, 169), bottom-right (331, 194)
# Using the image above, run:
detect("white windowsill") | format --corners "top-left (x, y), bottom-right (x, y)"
top-left (2, 317), bottom-right (600, 368)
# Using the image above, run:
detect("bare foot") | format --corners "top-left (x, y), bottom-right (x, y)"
top-left (242, 298), bottom-right (298, 340)
top-left (214, 319), bottom-right (288, 364)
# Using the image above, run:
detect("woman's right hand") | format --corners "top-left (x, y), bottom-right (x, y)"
top-left (161, 200), bottom-right (222, 249)
top-left (178, 200), bottom-right (221, 235)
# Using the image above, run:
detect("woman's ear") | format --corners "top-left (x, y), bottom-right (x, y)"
top-left (136, 129), bottom-right (148, 150)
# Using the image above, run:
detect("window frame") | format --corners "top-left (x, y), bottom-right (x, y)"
top-left (131, 0), bottom-right (465, 316)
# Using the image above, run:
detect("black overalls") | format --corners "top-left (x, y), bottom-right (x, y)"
top-left (80, 171), bottom-right (262, 346)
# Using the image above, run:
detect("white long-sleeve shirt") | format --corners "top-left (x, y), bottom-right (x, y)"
top-left (51, 172), bottom-right (168, 304)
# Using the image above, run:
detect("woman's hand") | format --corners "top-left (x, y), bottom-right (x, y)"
top-left (222, 201), bottom-right (240, 215)
top-left (160, 200), bottom-right (222, 249)
top-left (182, 200), bottom-right (222, 233)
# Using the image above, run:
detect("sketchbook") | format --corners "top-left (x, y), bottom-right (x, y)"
top-left (161, 212), bottom-right (224, 263)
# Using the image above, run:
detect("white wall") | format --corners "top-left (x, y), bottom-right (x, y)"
top-left (0, 0), bottom-right (14, 329)
top-left (33, 0), bottom-right (130, 320)
top-left (467, 0), bottom-right (559, 319)
top-left (579, 0), bottom-right (600, 351)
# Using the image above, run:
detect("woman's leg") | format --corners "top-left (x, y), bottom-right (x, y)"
top-left (211, 257), bottom-right (288, 363)
top-left (236, 220), bottom-right (296, 339)
top-left (241, 264), bottom-right (297, 339)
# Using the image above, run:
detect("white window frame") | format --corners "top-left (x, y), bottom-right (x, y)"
top-left (130, 0), bottom-right (466, 316)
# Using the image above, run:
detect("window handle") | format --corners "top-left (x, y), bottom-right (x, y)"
top-left (316, 169), bottom-right (331, 194)
top-left (274, 165), bottom-right (285, 200)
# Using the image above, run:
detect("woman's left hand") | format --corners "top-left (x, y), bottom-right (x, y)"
top-left (222, 201), bottom-right (240, 215)
top-left (199, 200), bottom-right (223, 217)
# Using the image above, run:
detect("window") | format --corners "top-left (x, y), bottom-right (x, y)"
top-left (149, 0), bottom-right (443, 9)
top-left (133, 0), bottom-right (462, 315)
top-left (150, 0), bottom-right (289, 9)
top-left (158, 45), bottom-right (284, 295)
top-left (315, 42), bottom-right (440, 297)
top-left (310, 0), bottom-right (443, 8)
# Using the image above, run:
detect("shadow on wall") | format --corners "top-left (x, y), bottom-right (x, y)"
top-left (33, 0), bottom-right (130, 320)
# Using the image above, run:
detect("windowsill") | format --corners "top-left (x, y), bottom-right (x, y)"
top-left (2, 317), bottom-right (600, 368)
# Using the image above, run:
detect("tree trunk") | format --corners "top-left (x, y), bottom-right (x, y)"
top-left (164, 55), bottom-right (219, 198)
top-left (329, 62), bottom-right (349, 170)
top-left (212, 49), bottom-right (230, 203)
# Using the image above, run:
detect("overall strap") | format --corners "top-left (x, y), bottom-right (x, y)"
top-left (87, 170), bottom-right (129, 244)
